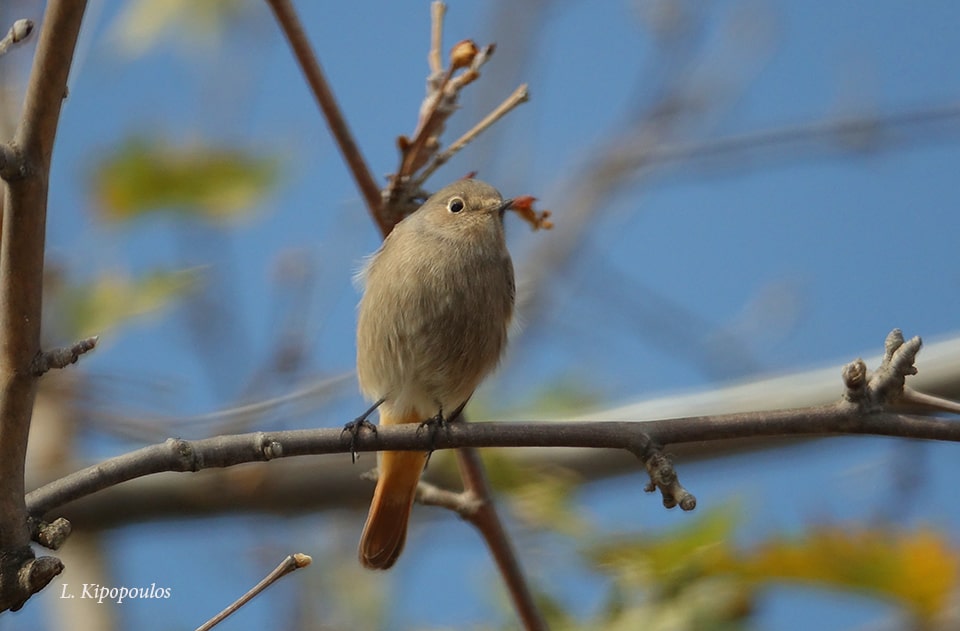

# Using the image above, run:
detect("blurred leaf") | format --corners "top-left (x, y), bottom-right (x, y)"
top-left (63, 269), bottom-right (198, 337)
top-left (482, 452), bottom-right (589, 536)
top-left (586, 509), bottom-right (752, 631)
top-left (713, 526), bottom-right (960, 624)
top-left (92, 137), bottom-right (278, 223)
top-left (108, 0), bottom-right (249, 57)
top-left (589, 507), bottom-right (738, 591)
top-left (472, 376), bottom-right (603, 421)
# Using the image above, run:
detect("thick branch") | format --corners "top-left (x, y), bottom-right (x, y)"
top-left (26, 404), bottom-right (960, 523)
top-left (0, 0), bottom-right (86, 612)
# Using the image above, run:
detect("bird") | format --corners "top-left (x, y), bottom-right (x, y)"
top-left (355, 178), bottom-right (515, 569)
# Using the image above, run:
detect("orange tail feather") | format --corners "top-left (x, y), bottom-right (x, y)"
top-left (358, 410), bottom-right (428, 570)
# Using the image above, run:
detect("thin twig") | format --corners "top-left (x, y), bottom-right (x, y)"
top-left (195, 553), bottom-right (311, 631)
top-left (264, 0), bottom-right (384, 232)
top-left (0, 0), bottom-right (86, 613)
top-left (415, 480), bottom-right (483, 516)
top-left (413, 84), bottom-right (530, 188)
top-left (639, 102), bottom-right (960, 169)
top-left (31, 335), bottom-right (98, 376)
top-left (899, 387), bottom-right (960, 415)
top-left (429, 1), bottom-right (445, 76)
top-left (0, 19), bottom-right (34, 56)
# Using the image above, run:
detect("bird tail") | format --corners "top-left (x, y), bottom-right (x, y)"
top-left (358, 409), bottom-right (428, 570)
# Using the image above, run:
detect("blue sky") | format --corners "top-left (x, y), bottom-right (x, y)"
top-left (5, 1), bottom-right (960, 629)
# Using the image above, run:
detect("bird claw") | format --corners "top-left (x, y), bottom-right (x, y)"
top-left (342, 399), bottom-right (384, 463)
top-left (417, 409), bottom-right (449, 468)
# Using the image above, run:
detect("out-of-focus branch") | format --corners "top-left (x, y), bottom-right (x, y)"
top-left (515, 101), bottom-right (960, 328)
top-left (0, 0), bottom-right (87, 612)
top-left (454, 422), bottom-right (548, 631)
top-left (639, 102), bottom-right (960, 169)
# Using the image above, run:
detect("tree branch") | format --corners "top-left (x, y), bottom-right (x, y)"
top-left (265, 3), bottom-right (541, 627)
top-left (31, 335), bottom-right (98, 376)
top-left (196, 553), bottom-right (311, 631)
top-left (26, 404), bottom-right (960, 533)
top-left (0, 0), bottom-right (87, 612)
top-left (264, 0), bottom-right (384, 231)
top-left (454, 436), bottom-right (548, 631)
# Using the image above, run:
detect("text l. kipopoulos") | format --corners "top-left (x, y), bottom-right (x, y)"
top-left (59, 583), bottom-right (172, 604)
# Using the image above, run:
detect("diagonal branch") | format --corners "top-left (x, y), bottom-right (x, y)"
top-left (264, 0), bottom-right (384, 232)
top-left (454, 432), bottom-right (548, 631)
top-left (265, 3), bottom-right (542, 628)
top-left (0, 0), bottom-right (87, 612)
top-left (196, 553), bottom-right (312, 631)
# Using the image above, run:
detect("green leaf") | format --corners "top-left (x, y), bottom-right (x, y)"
top-left (91, 137), bottom-right (278, 223)
top-left (61, 269), bottom-right (199, 337)
top-left (588, 507), bottom-right (738, 590)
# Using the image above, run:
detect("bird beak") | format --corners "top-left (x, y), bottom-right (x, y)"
top-left (496, 198), bottom-right (514, 217)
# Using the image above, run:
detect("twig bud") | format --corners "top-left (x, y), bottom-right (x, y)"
top-left (450, 39), bottom-right (478, 70)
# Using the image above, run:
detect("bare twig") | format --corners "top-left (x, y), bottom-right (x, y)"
top-left (899, 387), bottom-right (960, 415)
top-left (382, 7), bottom-right (528, 230)
top-left (415, 479), bottom-right (484, 516)
top-left (413, 84), bottom-right (530, 188)
top-left (428, 1), bottom-right (445, 76)
top-left (31, 335), bottom-right (98, 376)
top-left (264, 0), bottom-right (384, 231)
top-left (0, 19), bottom-right (34, 57)
top-left (27, 516), bottom-right (71, 551)
top-left (195, 553), bottom-right (311, 631)
top-left (0, 0), bottom-right (86, 612)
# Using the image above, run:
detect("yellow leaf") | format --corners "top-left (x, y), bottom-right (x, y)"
top-left (713, 526), bottom-right (959, 623)
top-left (91, 138), bottom-right (278, 223)
top-left (589, 508), bottom-right (738, 588)
top-left (108, 0), bottom-right (249, 57)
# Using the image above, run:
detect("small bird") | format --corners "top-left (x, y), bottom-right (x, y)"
top-left (355, 179), bottom-right (515, 569)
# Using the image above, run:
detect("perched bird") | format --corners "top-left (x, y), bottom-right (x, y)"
top-left (355, 179), bottom-right (515, 569)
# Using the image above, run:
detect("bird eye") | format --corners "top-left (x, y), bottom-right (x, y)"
top-left (447, 197), bottom-right (465, 213)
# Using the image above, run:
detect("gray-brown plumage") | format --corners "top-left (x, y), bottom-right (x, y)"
top-left (356, 179), bottom-right (515, 569)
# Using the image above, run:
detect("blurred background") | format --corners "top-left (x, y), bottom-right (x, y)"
top-left (2, 0), bottom-right (960, 629)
